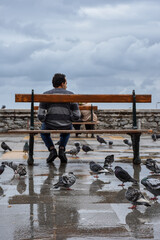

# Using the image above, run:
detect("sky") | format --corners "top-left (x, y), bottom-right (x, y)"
top-left (0, 0), bottom-right (160, 109)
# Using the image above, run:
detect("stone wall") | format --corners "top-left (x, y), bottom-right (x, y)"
top-left (96, 109), bottom-right (160, 130)
top-left (0, 109), bottom-right (160, 131)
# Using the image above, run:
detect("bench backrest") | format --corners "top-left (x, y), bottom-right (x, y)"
top-left (33, 105), bottom-right (98, 111)
top-left (15, 90), bottom-right (151, 130)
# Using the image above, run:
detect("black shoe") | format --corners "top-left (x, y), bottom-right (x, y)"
top-left (46, 148), bottom-right (58, 163)
top-left (58, 147), bottom-right (68, 163)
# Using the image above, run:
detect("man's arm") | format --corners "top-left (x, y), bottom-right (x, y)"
top-left (38, 103), bottom-right (47, 122)
top-left (70, 103), bottom-right (81, 121)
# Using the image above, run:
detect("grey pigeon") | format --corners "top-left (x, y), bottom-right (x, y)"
top-left (53, 172), bottom-right (76, 189)
top-left (82, 144), bottom-right (93, 153)
top-left (123, 139), bottom-right (132, 147)
top-left (1, 142), bottom-right (12, 151)
top-left (65, 144), bottom-right (80, 157)
top-left (23, 141), bottom-right (29, 154)
top-left (96, 135), bottom-right (107, 144)
top-left (89, 161), bottom-right (110, 177)
top-left (2, 161), bottom-right (27, 177)
top-left (144, 158), bottom-right (160, 174)
top-left (16, 165), bottom-right (27, 177)
top-left (0, 164), bottom-right (5, 175)
top-left (114, 166), bottom-right (137, 186)
top-left (141, 177), bottom-right (160, 201)
top-left (125, 186), bottom-right (151, 209)
top-left (104, 154), bottom-right (114, 168)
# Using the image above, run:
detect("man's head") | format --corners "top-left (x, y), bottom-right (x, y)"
top-left (52, 73), bottom-right (67, 89)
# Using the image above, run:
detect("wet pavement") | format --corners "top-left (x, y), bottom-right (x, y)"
top-left (0, 133), bottom-right (160, 240)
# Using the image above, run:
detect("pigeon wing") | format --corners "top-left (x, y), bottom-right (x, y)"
top-left (91, 163), bottom-right (103, 173)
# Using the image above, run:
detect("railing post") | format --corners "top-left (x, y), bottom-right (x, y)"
top-left (91, 104), bottom-right (93, 122)
top-left (91, 104), bottom-right (94, 138)
top-left (132, 90), bottom-right (137, 129)
top-left (30, 89), bottom-right (34, 130)
top-left (28, 89), bottom-right (34, 165)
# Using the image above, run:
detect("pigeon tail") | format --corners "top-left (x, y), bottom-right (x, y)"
top-left (130, 178), bottom-right (138, 185)
top-left (65, 151), bottom-right (71, 154)
top-left (137, 197), bottom-right (151, 207)
top-left (53, 183), bottom-right (60, 189)
top-left (99, 169), bottom-right (110, 174)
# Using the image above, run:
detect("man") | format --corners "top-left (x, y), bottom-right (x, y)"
top-left (38, 73), bottom-right (81, 164)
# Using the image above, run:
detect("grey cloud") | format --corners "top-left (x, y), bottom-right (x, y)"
top-left (0, 0), bottom-right (160, 109)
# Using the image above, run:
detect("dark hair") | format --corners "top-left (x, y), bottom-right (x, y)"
top-left (52, 73), bottom-right (66, 88)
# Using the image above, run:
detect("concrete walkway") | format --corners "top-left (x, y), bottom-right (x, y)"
top-left (0, 133), bottom-right (160, 240)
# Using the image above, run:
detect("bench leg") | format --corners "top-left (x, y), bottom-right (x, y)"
top-left (128, 133), bottom-right (141, 165)
top-left (27, 133), bottom-right (34, 165)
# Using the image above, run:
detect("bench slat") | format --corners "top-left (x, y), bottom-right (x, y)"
top-left (33, 105), bottom-right (98, 111)
top-left (1, 129), bottom-right (152, 134)
top-left (15, 94), bottom-right (151, 103)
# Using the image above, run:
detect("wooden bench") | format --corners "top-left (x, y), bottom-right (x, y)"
top-left (3, 89), bottom-right (152, 165)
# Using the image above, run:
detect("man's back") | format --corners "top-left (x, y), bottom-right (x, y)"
top-left (38, 88), bottom-right (80, 129)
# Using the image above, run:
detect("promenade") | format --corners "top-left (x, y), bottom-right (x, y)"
top-left (0, 133), bottom-right (160, 240)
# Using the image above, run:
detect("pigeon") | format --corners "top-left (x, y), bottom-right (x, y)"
top-left (16, 165), bottom-right (27, 177)
top-left (152, 134), bottom-right (157, 141)
top-left (89, 161), bottom-right (110, 177)
top-left (109, 141), bottom-right (113, 146)
top-left (74, 142), bottom-right (80, 147)
top-left (104, 154), bottom-right (114, 168)
top-left (114, 166), bottom-right (138, 186)
top-left (96, 135), bottom-right (107, 144)
top-left (145, 158), bottom-right (156, 165)
top-left (53, 172), bottom-right (76, 189)
top-left (0, 164), bottom-right (5, 175)
top-left (65, 142), bottom-right (81, 155)
top-left (123, 139), bottom-right (132, 147)
top-left (1, 105), bottom-right (6, 109)
top-left (125, 186), bottom-right (151, 209)
top-left (1, 141), bottom-right (12, 151)
top-left (65, 147), bottom-right (79, 156)
top-left (82, 144), bottom-right (94, 153)
top-left (152, 134), bottom-right (160, 141)
top-left (23, 141), bottom-right (29, 154)
top-left (141, 177), bottom-right (160, 201)
top-left (144, 158), bottom-right (160, 174)
top-left (2, 161), bottom-right (27, 177)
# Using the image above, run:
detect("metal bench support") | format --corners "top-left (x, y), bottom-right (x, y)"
top-left (28, 89), bottom-right (35, 165)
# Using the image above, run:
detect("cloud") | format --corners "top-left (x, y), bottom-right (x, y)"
top-left (0, 0), bottom-right (160, 109)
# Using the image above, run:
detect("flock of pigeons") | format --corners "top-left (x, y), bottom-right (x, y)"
top-left (0, 135), bottom-right (160, 210)
top-left (0, 141), bottom-right (27, 177)
top-left (54, 135), bottom-right (160, 210)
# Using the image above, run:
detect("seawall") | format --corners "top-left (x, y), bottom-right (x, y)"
top-left (0, 109), bottom-right (159, 131)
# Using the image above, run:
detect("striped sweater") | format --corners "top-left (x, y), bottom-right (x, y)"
top-left (38, 88), bottom-right (81, 130)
